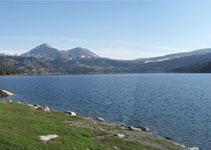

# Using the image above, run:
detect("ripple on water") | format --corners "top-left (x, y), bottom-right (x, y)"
top-left (1, 74), bottom-right (211, 150)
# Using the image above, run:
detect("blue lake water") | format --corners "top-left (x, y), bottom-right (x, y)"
top-left (1, 74), bottom-right (211, 150)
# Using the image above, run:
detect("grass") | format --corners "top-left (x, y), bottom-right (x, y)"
top-left (0, 100), bottom-right (186, 150)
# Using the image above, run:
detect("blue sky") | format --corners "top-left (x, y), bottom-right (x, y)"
top-left (1, 1), bottom-right (211, 59)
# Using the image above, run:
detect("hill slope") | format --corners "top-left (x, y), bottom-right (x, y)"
top-left (0, 55), bottom-right (60, 75)
top-left (137, 48), bottom-right (211, 63)
top-left (170, 61), bottom-right (211, 73)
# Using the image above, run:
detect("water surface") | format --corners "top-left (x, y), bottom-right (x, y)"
top-left (1, 74), bottom-right (211, 150)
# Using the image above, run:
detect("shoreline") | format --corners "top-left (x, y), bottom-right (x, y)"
top-left (7, 99), bottom-right (199, 150)
top-left (1, 72), bottom-right (211, 78)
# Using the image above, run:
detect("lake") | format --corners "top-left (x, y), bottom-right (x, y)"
top-left (1, 74), bottom-right (211, 150)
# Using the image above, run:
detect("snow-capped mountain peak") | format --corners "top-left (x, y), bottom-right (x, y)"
top-left (21, 43), bottom-right (62, 59)
top-left (21, 44), bottom-right (100, 59)
top-left (34, 43), bottom-right (51, 49)
top-left (67, 47), bottom-right (99, 58)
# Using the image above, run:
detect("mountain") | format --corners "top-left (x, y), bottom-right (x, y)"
top-left (22, 44), bottom-right (99, 59)
top-left (132, 52), bottom-right (211, 72)
top-left (22, 43), bottom-right (63, 59)
top-left (2, 50), bottom-right (211, 75)
top-left (0, 55), bottom-right (134, 75)
top-left (66, 47), bottom-right (99, 58)
top-left (3, 44), bottom-right (211, 75)
top-left (136, 48), bottom-right (211, 63)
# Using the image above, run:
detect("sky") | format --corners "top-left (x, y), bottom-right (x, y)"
top-left (1, 1), bottom-right (211, 59)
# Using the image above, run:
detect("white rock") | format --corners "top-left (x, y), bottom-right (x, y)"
top-left (136, 125), bottom-right (150, 131)
top-left (96, 118), bottom-right (105, 122)
top-left (37, 135), bottom-right (59, 142)
top-left (33, 105), bottom-right (50, 112)
top-left (27, 104), bottom-right (33, 107)
top-left (128, 126), bottom-right (142, 131)
top-left (188, 147), bottom-right (200, 150)
top-left (114, 133), bottom-right (125, 138)
top-left (0, 89), bottom-right (14, 97)
top-left (66, 111), bottom-right (77, 116)
top-left (33, 106), bottom-right (38, 110)
top-left (34, 104), bottom-right (40, 107)
top-left (44, 107), bottom-right (50, 112)
top-left (43, 106), bottom-right (50, 112)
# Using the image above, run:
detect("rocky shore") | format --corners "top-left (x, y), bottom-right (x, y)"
top-left (0, 90), bottom-right (199, 150)
top-left (7, 99), bottom-right (199, 150)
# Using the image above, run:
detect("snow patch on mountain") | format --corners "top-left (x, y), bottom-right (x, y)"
top-left (144, 58), bottom-right (173, 63)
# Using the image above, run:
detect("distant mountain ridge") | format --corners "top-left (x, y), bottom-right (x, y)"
top-left (136, 48), bottom-right (211, 63)
top-left (2, 44), bottom-right (211, 75)
top-left (21, 43), bottom-right (211, 62)
top-left (22, 43), bottom-right (99, 59)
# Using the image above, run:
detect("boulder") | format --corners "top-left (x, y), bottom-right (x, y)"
top-left (66, 111), bottom-right (77, 116)
top-left (188, 147), bottom-right (200, 150)
top-left (8, 99), bottom-right (13, 103)
top-left (136, 125), bottom-right (150, 132)
top-left (0, 90), bottom-right (14, 97)
top-left (33, 106), bottom-right (38, 110)
top-left (43, 106), bottom-right (50, 112)
top-left (27, 104), bottom-right (33, 107)
top-left (37, 134), bottom-right (58, 142)
top-left (119, 124), bottom-right (126, 129)
top-left (96, 118), bottom-right (105, 122)
top-left (165, 136), bottom-right (172, 140)
top-left (128, 126), bottom-right (142, 131)
top-left (114, 133), bottom-right (125, 138)
top-left (36, 106), bottom-right (44, 111)
top-left (33, 105), bottom-right (50, 112)
top-left (120, 124), bottom-right (126, 127)
top-left (34, 104), bottom-right (40, 107)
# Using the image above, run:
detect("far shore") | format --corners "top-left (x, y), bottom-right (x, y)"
top-left (1, 72), bottom-right (211, 78)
